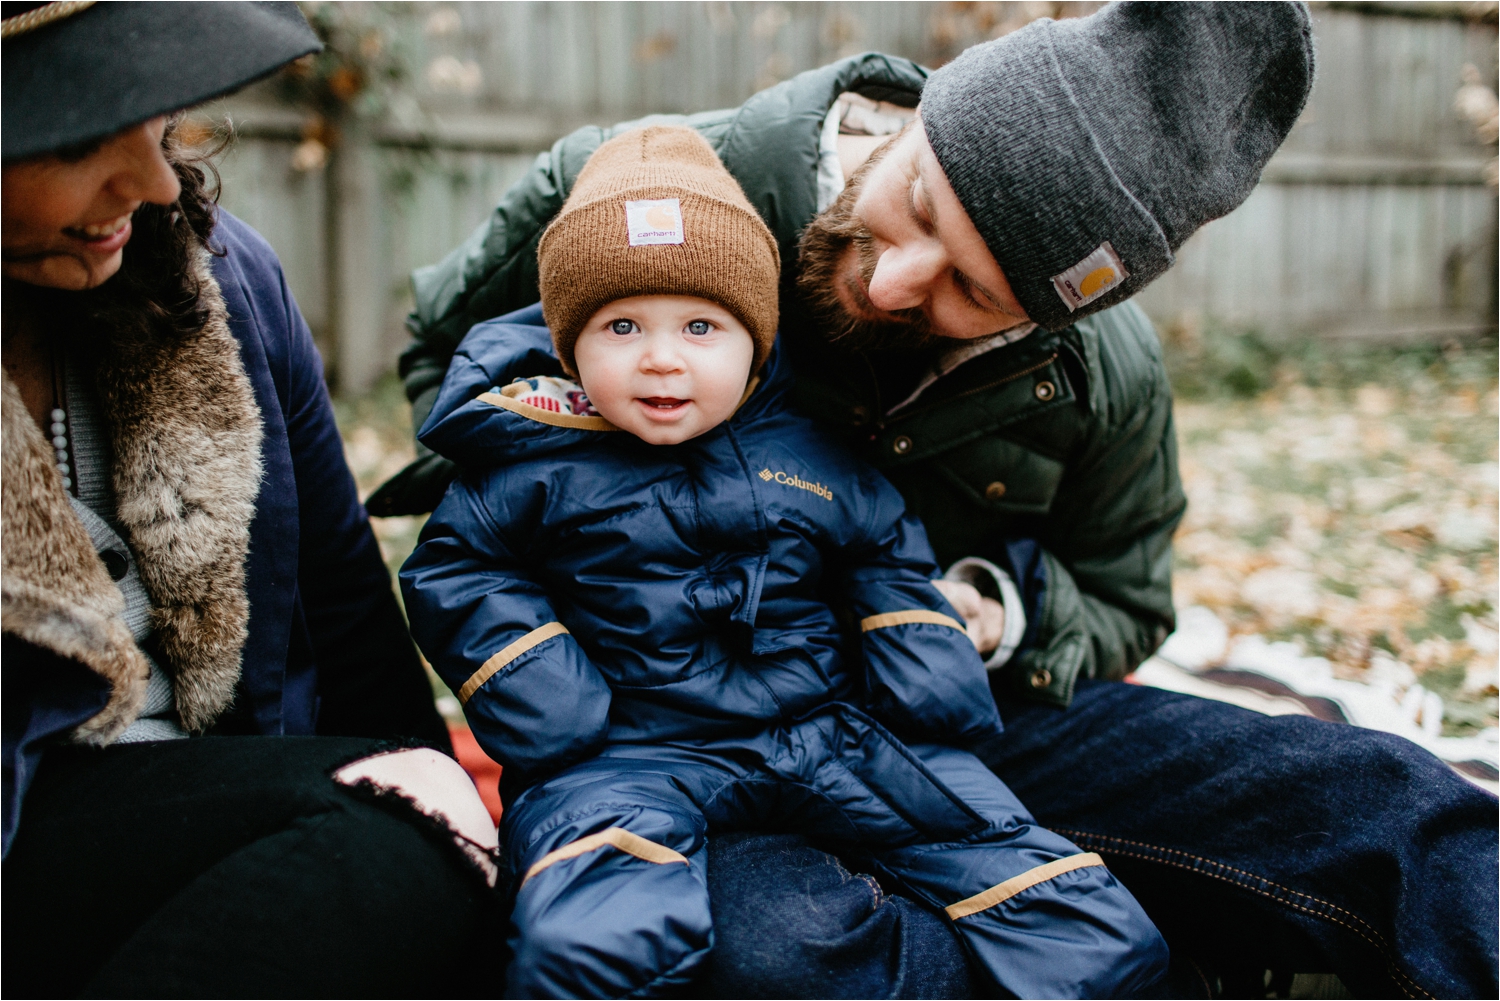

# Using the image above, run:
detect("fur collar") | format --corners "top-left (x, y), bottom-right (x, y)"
top-left (1, 249), bottom-right (264, 738)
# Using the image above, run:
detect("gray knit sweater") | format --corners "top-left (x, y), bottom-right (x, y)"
top-left (65, 358), bottom-right (186, 743)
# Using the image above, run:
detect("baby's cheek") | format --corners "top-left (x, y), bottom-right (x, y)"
top-left (700, 341), bottom-right (756, 421)
top-left (582, 379), bottom-right (627, 424)
top-left (700, 385), bottom-right (743, 427)
top-left (574, 367), bottom-right (628, 424)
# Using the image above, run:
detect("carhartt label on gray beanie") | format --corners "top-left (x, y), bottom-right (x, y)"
top-left (921, 1), bottom-right (1315, 331)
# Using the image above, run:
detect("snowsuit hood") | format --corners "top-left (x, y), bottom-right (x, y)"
top-left (419, 302), bottom-right (781, 468)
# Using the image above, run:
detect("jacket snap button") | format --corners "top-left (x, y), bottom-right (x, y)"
top-left (892, 435), bottom-right (913, 455)
top-left (1029, 668), bottom-right (1053, 689)
top-left (985, 481), bottom-right (1006, 501)
top-left (1034, 380), bottom-right (1056, 401)
top-left (100, 549), bottom-right (129, 582)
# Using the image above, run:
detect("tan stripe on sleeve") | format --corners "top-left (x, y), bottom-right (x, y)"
top-left (945, 853), bottom-right (1106, 920)
top-left (457, 622), bottom-right (570, 703)
top-left (860, 609), bottom-right (966, 633)
top-left (521, 827), bottom-right (689, 886)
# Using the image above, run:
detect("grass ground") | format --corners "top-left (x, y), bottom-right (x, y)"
top-left (334, 332), bottom-right (1499, 736)
top-left (1164, 329), bottom-right (1498, 736)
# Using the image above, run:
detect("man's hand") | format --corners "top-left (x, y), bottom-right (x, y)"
top-left (931, 579), bottom-right (1005, 656)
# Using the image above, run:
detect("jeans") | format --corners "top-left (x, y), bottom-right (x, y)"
top-left (704, 680), bottom-right (1499, 999)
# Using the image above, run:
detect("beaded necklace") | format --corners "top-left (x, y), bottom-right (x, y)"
top-left (48, 343), bottom-right (73, 493)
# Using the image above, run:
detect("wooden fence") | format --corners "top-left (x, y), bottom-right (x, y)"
top-left (206, 2), bottom-right (1499, 391)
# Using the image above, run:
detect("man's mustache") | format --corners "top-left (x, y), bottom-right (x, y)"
top-left (796, 197), bottom-right (937, 352)
top-left (849, 233), bottom-right (928, 331)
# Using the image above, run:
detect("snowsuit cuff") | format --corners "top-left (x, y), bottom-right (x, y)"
top-left (944, 557), bottom-right (1028, 670)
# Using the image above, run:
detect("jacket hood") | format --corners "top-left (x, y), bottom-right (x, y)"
top-left (419, 302), bottom-right (790, 467)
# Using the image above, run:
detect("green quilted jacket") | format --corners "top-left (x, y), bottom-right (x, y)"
top-left (384, 53), bottom-right (1186, 706)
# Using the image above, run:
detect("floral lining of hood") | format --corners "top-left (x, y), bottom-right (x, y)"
top-left (478, 376), bottom-right (619, 432)
top-left (503, 376), bottom-right (602, 417)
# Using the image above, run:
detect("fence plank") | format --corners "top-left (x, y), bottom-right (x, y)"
top-left (211, 2), bottom-right (1498, 390)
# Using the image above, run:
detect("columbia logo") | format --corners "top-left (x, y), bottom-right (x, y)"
top-left (760, 468), bottom-right (834, 501)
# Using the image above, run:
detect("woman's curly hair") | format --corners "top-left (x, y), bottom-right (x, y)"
top-left (67, 116), bottom-right (232, 342)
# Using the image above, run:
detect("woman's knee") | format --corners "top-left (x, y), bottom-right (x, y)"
top-left (334, 746), bottom-right (499, 883)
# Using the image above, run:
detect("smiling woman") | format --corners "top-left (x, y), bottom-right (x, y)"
top-left (0, 3), bottom-right (500, 996)
top-left (0, 117), bottom-right (178, 291)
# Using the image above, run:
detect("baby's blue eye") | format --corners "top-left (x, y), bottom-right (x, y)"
top-left (610, 319), bottom-right (635, 335)
top-left (686, 320), bottom-right (712, 336)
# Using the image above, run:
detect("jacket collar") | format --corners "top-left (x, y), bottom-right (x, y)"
top-left (719, 52), bottom-right (930, 259)
top-left (884, 324), bottom-right (1038, 416)
top-left (0, 248), bottom-right (264, 740)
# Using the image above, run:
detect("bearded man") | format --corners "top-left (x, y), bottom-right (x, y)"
top-left (374, 4), bottom-right (1497, 996)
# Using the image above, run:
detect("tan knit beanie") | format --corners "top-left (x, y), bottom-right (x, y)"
top-left (538, 125), bottom-right (781, 375)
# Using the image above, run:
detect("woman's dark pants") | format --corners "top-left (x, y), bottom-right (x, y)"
top-left (705, 680), bottom-right (1499, 999)
top-left (2, 736), bottom-right (501, 999)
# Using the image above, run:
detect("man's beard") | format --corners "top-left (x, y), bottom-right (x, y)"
top-left (795, 143), bottom-right (940, 353)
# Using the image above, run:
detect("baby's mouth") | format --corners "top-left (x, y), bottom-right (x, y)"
top-left (63, 212), bottom-right (132, 242)
top-left (639, 397), bottom-right (689, 412)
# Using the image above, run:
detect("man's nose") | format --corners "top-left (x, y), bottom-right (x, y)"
top-left (866, 240), bottom-right (946, 313)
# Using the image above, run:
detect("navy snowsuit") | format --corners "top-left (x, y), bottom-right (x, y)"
top-left (401, 304), bottom-right (1168, 998)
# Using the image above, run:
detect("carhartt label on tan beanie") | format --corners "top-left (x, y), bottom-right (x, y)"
top-left (625, 199), bottom-right (685, 245)
top-left (538, 125), bottom-right (781, 375)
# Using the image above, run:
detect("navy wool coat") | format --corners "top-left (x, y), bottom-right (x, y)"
top-left (2, 213), bottom-right (445, 851)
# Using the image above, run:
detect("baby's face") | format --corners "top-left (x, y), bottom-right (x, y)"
top-left (574, 295), bottom-right (755, 445)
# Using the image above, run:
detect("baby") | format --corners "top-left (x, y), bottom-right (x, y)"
top-left (402, 126), bottom-right (1166, 998)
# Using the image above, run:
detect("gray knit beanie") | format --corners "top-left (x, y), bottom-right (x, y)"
top-left (921, 1), bottom-right (1314, 331)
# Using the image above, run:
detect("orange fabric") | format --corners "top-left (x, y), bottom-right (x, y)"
top-left (448, 725), bottom-right (503, 824)
top-left (860, 609), bottom-right (966, 633)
